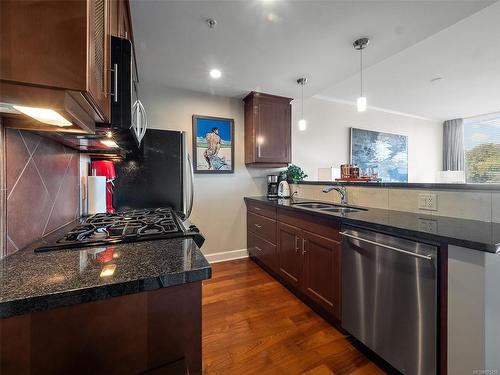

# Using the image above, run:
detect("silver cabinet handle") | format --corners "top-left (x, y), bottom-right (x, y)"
top-left (340, 232), bottom-right (433, 261)
top-left (295, 236), bottom-right (299, 252)
top-left (254, 224), bottom-right (262, 228)
top-left (255, 246), bottom-right (263, 252)
top-left (109, 64), bottom-right (118, 103)
top-left (108, 63), bottom-right (118, 102)
top-left (253, 207), bottom-right (262, 211)
top-left (302, 238), bottom-right (306, 255)
top-left (113, 63), bottom-right (118, 103)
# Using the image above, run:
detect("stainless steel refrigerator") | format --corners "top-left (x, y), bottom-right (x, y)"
top-left (113, 129), bottom-right (194, 218)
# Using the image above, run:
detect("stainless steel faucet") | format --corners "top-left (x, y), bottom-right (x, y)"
top-left (322, 185), bottom-right (348, 205)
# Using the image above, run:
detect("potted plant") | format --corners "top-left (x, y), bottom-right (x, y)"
top-left (283, 164), bottom-right (307, 184)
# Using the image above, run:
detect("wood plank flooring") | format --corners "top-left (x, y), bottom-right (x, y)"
top-left (202, 259), bottom-right (386, 375)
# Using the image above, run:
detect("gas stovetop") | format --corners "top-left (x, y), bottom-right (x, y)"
top-left (35, 208), bottom-right (202, 253)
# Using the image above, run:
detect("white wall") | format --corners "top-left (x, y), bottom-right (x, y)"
top-left (140, 84), bottom-right (277, 256)
top-left (291, 97), bottom-right (442, 182)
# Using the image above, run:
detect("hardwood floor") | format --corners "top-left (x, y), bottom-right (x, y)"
top-left (202, 259), bottom-right (386, 375)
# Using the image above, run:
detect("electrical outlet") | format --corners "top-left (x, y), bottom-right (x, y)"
top-left (418, 218), bottom-right (438, 233)
top-left (418, 193), bottom-right (438, 211)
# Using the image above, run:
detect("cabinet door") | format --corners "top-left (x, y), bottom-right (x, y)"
top-left (255, 100), bottom-right (291, 163)
top-left (302, 231), bottom-right (341, 320)
top-left (109, 0), bottom-right (120, 37)
top-left (118, 0), bottom-right (132, 40)
top-left (87, 0), bottom-right (111, 122)
top-left (277, 222), bottom-right (302, 288)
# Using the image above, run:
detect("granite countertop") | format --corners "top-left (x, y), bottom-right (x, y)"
top-left (0, 222), bottom-right (211, 319)
top-left (245, 196), bottom-right (500, 253)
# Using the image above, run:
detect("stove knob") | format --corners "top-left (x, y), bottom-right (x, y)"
top-left (189, 225), bottom-right (200, 233)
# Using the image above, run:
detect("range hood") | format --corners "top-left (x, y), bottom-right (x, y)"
top-left (0, 81), bottom-right (97, 134)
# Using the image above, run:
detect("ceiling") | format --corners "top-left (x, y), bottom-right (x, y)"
top-left (130, 0), bottom-right (497, 120)
top-left (319, 1), bottom-right (500, 121)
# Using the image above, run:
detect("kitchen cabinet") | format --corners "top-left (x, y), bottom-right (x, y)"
top-left (110, 0), bottom-right (132, 40)
top-left (247, 232), bottom-right (276, 273)
top-left (0, 282), bottom-right (203, 374)
top-left (246, 200), bottom-right (342, 321)
top-left (243, 92), bottom-right (292, 167)
top-left (302, 230), bottom-right (341, 318)
top-left (0, 0), bottom-right (117, 132)
top-left (246, 201), bottom-right (278, 273)
top-left (277, 222), bottom-right (303, 288)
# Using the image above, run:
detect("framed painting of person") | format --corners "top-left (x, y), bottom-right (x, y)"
top-left (192, 115), bottom-right (235, 174)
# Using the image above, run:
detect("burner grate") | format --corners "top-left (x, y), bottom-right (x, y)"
top-left (37, 208), bottom-right (189, 252)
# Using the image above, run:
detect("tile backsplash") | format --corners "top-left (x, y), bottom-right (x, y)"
top-left (293, 184), bottom-right (499, 223)
top-left (4, 129), bottom-right (79, 257)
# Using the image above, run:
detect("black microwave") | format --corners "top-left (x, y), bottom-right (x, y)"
top-left (111, 36), bottom-right (133, 130)
top-left (110, 36), bottom-right (147, 147)
top-left (42, 37), bottom-right (145, 152)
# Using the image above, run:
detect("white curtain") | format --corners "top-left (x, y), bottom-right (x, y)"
top-left (443, 118), bottom-right (464, 171)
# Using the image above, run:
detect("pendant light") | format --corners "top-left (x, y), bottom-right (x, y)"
top-left (297, 77), bottom-right (308, 131)
top-left (353, 38), bottom-right (369, 112)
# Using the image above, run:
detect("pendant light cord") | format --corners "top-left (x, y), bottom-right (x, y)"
top-left (301, 81), bottom-right (304, 119)
top-left (360, 48), bottom-right (363, 97)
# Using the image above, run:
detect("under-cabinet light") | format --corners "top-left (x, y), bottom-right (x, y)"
top-left (12, 105), bottom-right (72, 127)
top-left (100, 139), bottom-right (119, 148)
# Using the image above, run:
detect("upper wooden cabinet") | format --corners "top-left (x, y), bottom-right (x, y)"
top-left (110, 0), bottom-right (132, 40)
top-left (0, 0), bottom-right (124, 133)
top-left (243, 92), bottom-right (292, 166)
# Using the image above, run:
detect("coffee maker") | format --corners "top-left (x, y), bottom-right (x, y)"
top-left (267, 175), bottom-right (279, 198)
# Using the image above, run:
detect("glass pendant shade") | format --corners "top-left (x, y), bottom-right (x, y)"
top-left (357, 97), bottom-right (367, 112)
top-left (298, 119), bottom-right (307, 131)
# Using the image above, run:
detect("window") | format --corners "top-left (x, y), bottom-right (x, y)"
top-left (464, 112), bottom-right (500, 183)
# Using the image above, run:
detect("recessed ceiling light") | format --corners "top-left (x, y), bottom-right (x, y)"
top-left (210, 69), bottom-right (222, 79)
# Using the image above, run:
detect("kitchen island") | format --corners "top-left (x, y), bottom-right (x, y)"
top-left (0, 221), bottom-right (211, 374)
top-left (245, 196), bottom-right (500, 374)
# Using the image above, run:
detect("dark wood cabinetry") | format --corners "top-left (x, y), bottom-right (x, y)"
top-left (243, 92), bottom-right (292, 167)
top-left (110, 0), bottom-right (132, 40)
top-left (302, 230), bottom-right (341, 318)
top-left (277, 222), bottom-right (303, 288)
top-left (245, 199), bottom-right (342, 321)
top-left (0, 0), bottom-right (133, 133)
top-left (246, 201), bottom-right (278, 273)
top-left (0, 282), bottom-right (202, 374)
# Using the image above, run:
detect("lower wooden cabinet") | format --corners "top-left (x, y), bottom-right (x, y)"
top-left (246, 202), bottom-right (342, 322)
top-left (247, 231), bottom-right (277, 272)
top-left (277, 222), bottom-right (303, 288)
top-left (302, 230), bottom-right (341, 319)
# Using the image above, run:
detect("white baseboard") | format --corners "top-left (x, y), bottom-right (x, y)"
top-left (203, 248), bottom-right (249, 264)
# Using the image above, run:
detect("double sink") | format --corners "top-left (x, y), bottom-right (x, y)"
top-left (291, 202), bottom-right (367, 214)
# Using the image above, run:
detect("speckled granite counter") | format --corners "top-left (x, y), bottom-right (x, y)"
top-left (245, 196), bottom-right (500, 253)
top-left (0, 222), bottom-right (211, 318)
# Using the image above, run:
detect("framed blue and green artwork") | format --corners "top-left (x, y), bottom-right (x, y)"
top-left (350, 127), bottom-right (408, 182)
top-left (192, 115), bottom-right (234, 174)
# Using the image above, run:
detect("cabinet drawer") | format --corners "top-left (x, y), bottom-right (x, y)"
top-left (246, 201), bottom-right (276, 220)
top-left (277, 208), bottom-right (340, 242)
top-left (248, 231), bottom-right (276, 271)
top-left (247, 212), bottom-right (276, 244)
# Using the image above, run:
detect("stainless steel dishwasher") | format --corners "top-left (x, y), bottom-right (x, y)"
top-left (341, 225), bottom-right (437, 375)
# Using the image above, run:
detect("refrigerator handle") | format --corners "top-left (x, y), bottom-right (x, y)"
top-left (186, 153), bottom-right (194, 219)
